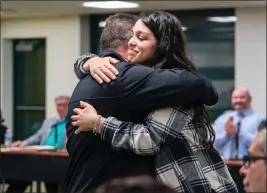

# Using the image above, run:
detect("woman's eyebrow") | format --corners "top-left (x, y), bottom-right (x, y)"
top-left (138, 31), bottom-right (150, 36)
top-left (132, 29), bottom-right (149, 35)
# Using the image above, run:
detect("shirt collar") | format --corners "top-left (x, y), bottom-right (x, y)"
top-left (236, 108), bottom-right (253, 118)
top-left (100, 50), bottom-right (128, 62)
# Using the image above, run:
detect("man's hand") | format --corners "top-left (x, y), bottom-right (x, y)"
top-left (11, 140), bottom-right (25, 147)
top-left (83, 57), bottom-right (119, 84)
top-left (225, 116), bottom-right (236, 136)
top-left (71, 101), bottom-right (99, 134)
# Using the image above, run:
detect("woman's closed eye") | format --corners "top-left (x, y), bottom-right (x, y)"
top-left (138, 36), bottom-right (147, 40)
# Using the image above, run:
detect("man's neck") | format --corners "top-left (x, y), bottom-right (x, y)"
top-left (59, 116), bottom-right (65, 121)
top-left (116, 48), bottom-right (128, 60)
top-left (236, 107), bottom-right (252, 115)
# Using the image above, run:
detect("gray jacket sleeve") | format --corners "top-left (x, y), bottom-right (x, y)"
top-left (23, 120), bottom-right (47, 146)
top-left (74, 53), bottom-right (99, 79)
top-left (23, 117), bottom-right (58, 146)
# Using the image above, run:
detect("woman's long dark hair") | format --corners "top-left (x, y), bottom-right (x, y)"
top-left (140, 11), bottom-right (215, 148)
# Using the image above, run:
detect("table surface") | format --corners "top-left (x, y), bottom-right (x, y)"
top-left (0, 149), bottom-right (69, 157)
top-left (0, 150), bottom-right (243, 167)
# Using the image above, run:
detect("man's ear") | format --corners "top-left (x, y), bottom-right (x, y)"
top-left (248, 95), bottom-right (252, 103)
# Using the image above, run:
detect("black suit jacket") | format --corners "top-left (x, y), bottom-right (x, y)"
top-left (64, 50), bottom-right (218, 193)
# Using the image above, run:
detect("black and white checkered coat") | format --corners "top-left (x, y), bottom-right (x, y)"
top-left (100, 106), bottom-right (238, 193)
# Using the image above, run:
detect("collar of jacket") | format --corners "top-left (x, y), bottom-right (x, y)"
top-left (100, 50), bottom-right (128, 62)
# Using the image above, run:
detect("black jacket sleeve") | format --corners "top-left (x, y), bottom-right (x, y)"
top-left (112, 62), bottom-right (218, 108)
top-left (73, 52), bottom-right (218, 107)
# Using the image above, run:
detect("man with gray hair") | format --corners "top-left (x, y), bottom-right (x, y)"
top-left (7, 95), bottom-right (70, 193)
top-left (213, 87), bottom-right (266, 159)
top-left (11, 95), bottom-right (69, 148)
top-left (239, 122), bottom-right (266, 192)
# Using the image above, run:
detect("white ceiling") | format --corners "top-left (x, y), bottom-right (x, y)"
top-left (1, 0), bottom-right (266, 19)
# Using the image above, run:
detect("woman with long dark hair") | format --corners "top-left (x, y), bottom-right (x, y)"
top-left (71, 11), bottom-right (238, 193)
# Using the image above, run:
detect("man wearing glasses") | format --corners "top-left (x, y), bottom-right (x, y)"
top-left (240, 120), bottom-right (267, 193)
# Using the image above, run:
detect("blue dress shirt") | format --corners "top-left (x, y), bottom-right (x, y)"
top-left (214, 108), bottom-right (265, 159)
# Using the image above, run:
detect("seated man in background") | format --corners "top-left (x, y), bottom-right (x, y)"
top-left (239, 122), bottom-right (266, 192)
top-left (6, 95), bottom-right (69, 193)
top-left (213, 88), bottom-right (266, 159)
top-left (11, 95), bottom-right (69, 149)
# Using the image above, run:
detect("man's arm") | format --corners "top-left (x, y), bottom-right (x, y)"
top-left (100, 107), bottom-right (192, 155)
top-left (74, 54), bottom-right (98, 79)
top-left (75, 55), bottom-right (218, 106)
top-left (112, 63), bottom-right (218, 109)
top-left (23, 120), bottom-right (47, 146)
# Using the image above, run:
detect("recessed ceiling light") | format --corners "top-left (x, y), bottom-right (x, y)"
top-left (182, 27), bottom-right (187, 31)
top-left (82, 1), bottom-right (139, 9)
top-left (207, 16), bottom-right (237, 23)
top-left (99, 21), bottom-right (106, 27)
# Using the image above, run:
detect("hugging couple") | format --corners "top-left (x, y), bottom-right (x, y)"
top-left (64, 11), bottom-right (238, 193)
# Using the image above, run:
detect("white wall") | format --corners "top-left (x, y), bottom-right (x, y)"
top-left (235, 7), bottom-right (266, 114)
top-left (1, 40), bottom-right (13, 131)
top-left (1, 15), bottom-right (81, 131)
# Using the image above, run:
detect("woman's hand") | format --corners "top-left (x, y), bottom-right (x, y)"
top-left (71, 101), bottom-right (99, 134)
top-left (84, 57), bottom-right (119, 84)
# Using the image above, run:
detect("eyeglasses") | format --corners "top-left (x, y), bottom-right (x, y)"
top-left (242, 155), bottom-right (267, 168)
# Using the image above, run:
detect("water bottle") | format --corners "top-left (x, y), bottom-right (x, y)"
top-left (4, 129), bottom-right (12, 147)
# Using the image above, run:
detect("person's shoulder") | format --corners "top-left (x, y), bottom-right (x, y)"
top-left (44, 116), bottom-right (58, 123)
top-left (252, 110), bottom-right (265, 118)
top-left (251, 110), bottom-right (266, 122)
top-left (115, 62), bottom-right (154, 77)
top-left (114, 62), bottom-right (136, 70)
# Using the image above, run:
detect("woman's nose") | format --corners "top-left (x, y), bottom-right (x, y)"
top-left (128, 37), bottom-right (137, 47)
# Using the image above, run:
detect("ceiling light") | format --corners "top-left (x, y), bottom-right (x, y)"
top-left (207, 16), bottom-right (237, 23)
top-left (182, 27), bottom-right (187, 31)
top-left (82, 1), bottom-right (139, 9)
top-left (99, 20), bottom-right (188, 32)
top-left (99, 21), bottom-right (106, 27)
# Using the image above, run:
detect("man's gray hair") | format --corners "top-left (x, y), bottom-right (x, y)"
top-left (100, 13), bottom-right (138, 50)
top-left (54, 95), bottom-right (70, 101)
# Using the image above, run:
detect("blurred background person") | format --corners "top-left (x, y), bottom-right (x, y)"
top-left (5, 95), bottom-right (69, 193)
top-left (213, 87), bottom-right (266, 159)
top-left (11, 95), bottom-right (69, 149)
top-left (239, 122), bottom-right (266, 192)
top-left (93, 175), bottom-right (175, 193)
